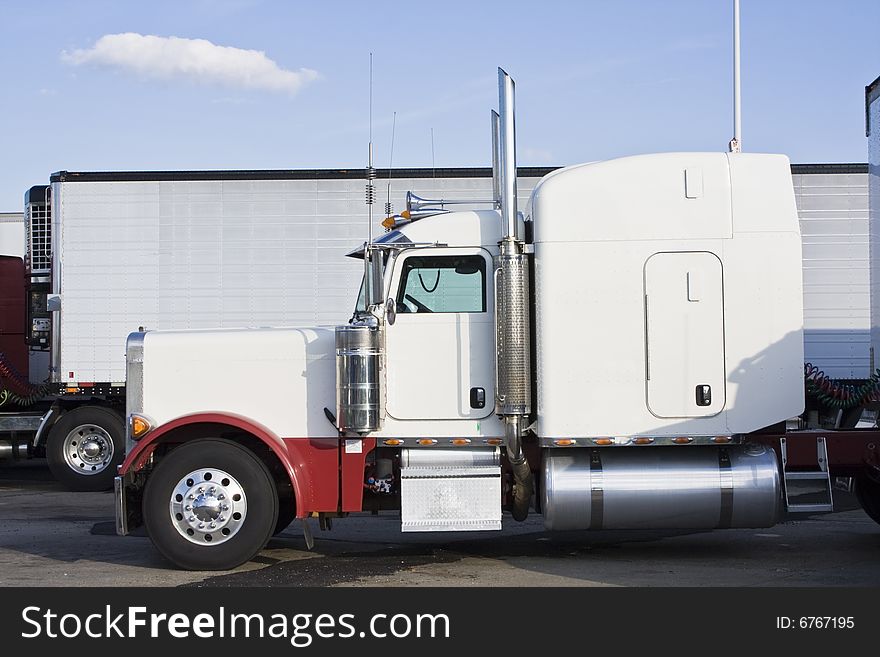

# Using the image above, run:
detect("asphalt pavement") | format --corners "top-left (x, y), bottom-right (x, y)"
top-left (1, 459), bottom-right (878, 587)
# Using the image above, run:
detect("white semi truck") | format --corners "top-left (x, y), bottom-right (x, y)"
top-left (115, 69), bottom-right (880, 571)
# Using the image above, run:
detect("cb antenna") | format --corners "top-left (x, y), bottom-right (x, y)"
top-left (385, 111), bottom-right (397, 218)
top-left (366, 53), bottom-right (376, 243)
top-left (728, 0), bottom-right (742, 153)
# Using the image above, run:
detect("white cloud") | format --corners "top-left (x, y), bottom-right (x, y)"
top-left (62, 33), bottom-right (318, 95)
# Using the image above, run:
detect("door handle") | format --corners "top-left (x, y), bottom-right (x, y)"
top-left (470, 387), bottom-right (486, 409)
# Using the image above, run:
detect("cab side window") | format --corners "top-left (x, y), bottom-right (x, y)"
top-left (396, 255), bottom-right (486, 313)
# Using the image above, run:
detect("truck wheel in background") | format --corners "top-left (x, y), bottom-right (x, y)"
top-left (46, 406), bottom-right (125, 492)
top-left (855, 475), bottom-right (880, 525)
top-left (142, 438), bottom-right (278, 571)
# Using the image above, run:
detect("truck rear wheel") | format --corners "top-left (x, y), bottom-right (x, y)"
top-left (143, 438), bottom-right (278, 570)
top-left (855, 475), bottom-right (880, 525)
top-left (46, 406), bottom-right (124, 492)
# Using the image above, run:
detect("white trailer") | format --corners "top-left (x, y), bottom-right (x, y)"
top-left (0, 213), bottom-right (24, 258)
top-left (19, 175), bottom-right (372, 490)
top-left (868, 75), bottom-right (880, 365)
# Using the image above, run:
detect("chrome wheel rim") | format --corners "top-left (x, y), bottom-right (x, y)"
top-left (170, 468), bottom-right (247, 546)
top-left (62, 424), bottom-right (115, 475)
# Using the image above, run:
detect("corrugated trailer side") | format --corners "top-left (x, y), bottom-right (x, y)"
top-left (794, 164), bottom-right (870, 378)
top-left (51, 178), bottom-right (367, 385)
top-left (869, 76), bottom-right (880, 369)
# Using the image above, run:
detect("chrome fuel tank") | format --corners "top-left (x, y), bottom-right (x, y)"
top-left (541, 445), bottom-right (781, 530)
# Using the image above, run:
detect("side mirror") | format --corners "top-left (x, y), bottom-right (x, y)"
top-left (386, 298), bottom-right (396, 325)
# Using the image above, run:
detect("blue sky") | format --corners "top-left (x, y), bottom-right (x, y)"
top-left (0, 0), bottom-right (877, 210)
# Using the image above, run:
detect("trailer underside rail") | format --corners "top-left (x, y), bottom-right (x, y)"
top-left (0, 412), bottom-right (43, 432)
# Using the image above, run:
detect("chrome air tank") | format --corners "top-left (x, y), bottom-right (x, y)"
top-left (541, 445), bottom-right (781, 530)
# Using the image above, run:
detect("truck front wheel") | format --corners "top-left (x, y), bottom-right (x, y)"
top-left (143, 438), bottom-right (278, 570)
top-left (46, 406), bottom-right (125, 491)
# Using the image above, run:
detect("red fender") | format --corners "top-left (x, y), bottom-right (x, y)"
top-left (119, 412), bottom-right (315, 517)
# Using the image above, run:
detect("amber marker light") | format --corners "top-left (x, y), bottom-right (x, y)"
top-left (672, 437), bottom-right (694, 444)
top-left (484, 438), bottom-right (503, 446)
top-left (381, 216), bottom-right (396, 229)
top-left (129, 414), bottom-right (153, 440)
top-left (450, 438), bottom-right (471, 446)
top-left (712, 436), bottom-right (733, 444)
top-left (592, 438), bottom-right (614, 446)
top-left (383, 439), bottom-right (403, 446)
top-left (632, 437), bottom-right (655, 445)
top-left (417, 439), bottom-right (437, 446)
top-left (553, 439), bottom-right (577, 447)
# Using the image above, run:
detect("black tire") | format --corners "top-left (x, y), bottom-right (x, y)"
top-left (273, 501), bottom-right (297, 536)
top-left (46, 406), bottom-right (125, 492)
top-left (272, 475), bottom-right (296, 535)
top-left (855, 475), bottom-right (880, 525)
top-left (143, 439), bottom-right (278, 570)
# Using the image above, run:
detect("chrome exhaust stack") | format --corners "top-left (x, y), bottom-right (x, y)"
top-left (494, 68), bottom-right (533, 521)
top-left (497, 69), bottom-right (520, 243)
top-left (491, 110), bottom-right (501, 209)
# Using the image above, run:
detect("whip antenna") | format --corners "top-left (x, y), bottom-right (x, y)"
top-left (362, 53), bottom-right (379, 309)
top-left (366, 53), bottom-right (376, 243)
top-left (729, 0), bottom-right (742, 153)
top-left (386, 111), bottom-right (397, 217)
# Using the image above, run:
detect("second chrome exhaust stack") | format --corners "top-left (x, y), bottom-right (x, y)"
top-left (494, 68), bottom-right (533, 521)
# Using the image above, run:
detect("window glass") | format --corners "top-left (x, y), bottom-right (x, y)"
top-left (354, 275), bottom-right (366, 313)
top-left (396, 255), bottom-right (486, 313)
